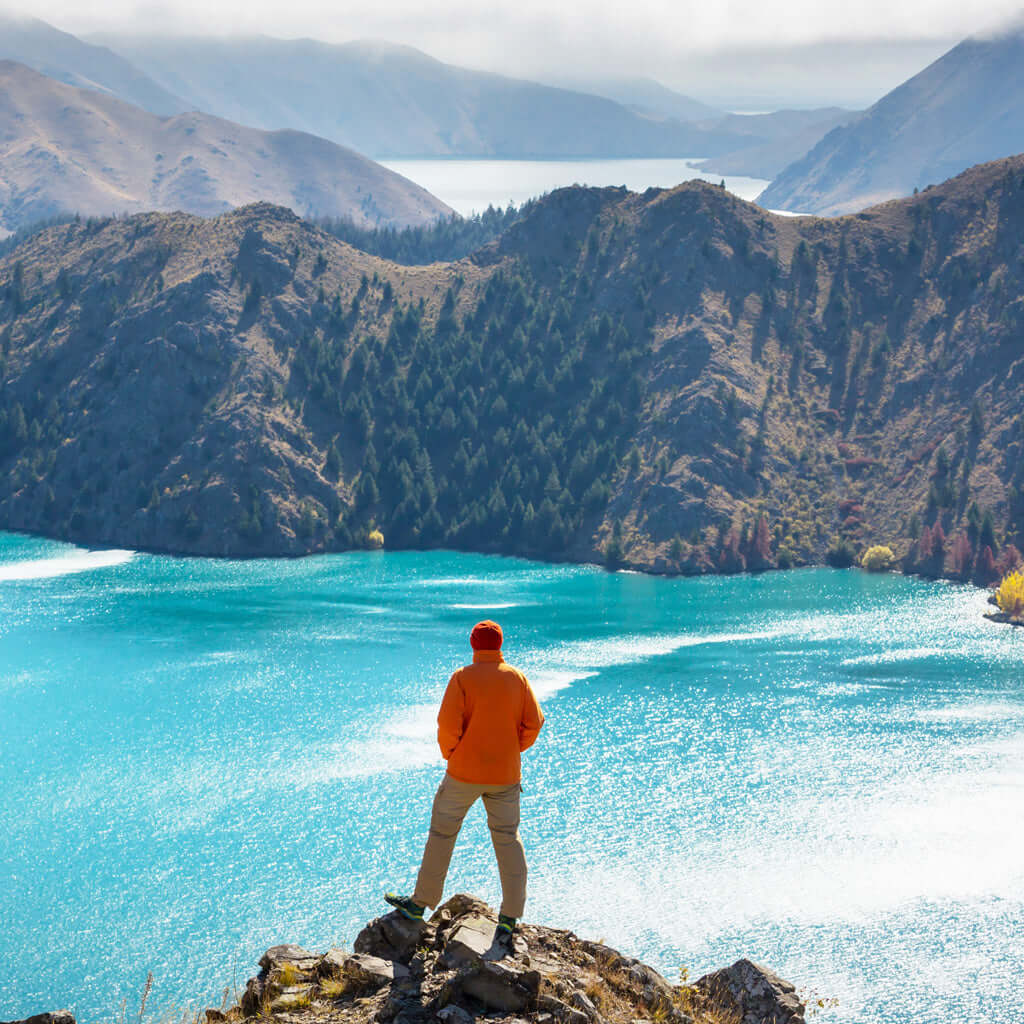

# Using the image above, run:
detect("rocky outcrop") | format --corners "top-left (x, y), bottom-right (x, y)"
top-left (1, 1014), bottom-right (76, 1024)
top-left (223, 894), bottom-right (805, 1024)
top-left (693, 960), bottom-right (804, 1024)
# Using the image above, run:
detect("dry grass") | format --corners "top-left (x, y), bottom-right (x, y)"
top-left (275, 963), bottom-right (303, 987)
top-left (673, 985), bottom-right (743, 1024)
top-left (321, 976), bottom-right (349, 999)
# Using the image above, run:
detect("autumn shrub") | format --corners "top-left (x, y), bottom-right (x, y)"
top-left (861, 545), bottom-right (896, 572)
top-left (995, 571), bottom-right (1024, 621)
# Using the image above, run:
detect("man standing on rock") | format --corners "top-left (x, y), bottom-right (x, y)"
top-left (386, 619), bottom-right (544, 938)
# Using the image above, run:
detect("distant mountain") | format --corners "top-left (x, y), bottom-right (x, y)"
top-left (90, 34), bottom-right (752, 159)
top-left (694, 108), bottom-right (859, 180)
top-left (0, 13), bottom-right (187, 115)
top-left (0, 61), bottom-right (451, 232)
top-left (759, 26), bottom-right (1024, 214)
top-left (543, 76), bottom-right (721, 123)
top-left (2, 154), bottom-right (1022, 582)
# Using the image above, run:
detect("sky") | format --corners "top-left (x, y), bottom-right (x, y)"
top-left (6, 1), bottom-right (1024, 107)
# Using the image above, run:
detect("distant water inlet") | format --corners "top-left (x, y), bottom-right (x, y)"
top-left (1, 531), bottom-right (1022, 1024)
top-left (379, 158), bottom-right (771, 216)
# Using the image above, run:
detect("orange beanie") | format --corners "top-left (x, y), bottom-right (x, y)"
top-left (470, 620), bottom-right (503, 650)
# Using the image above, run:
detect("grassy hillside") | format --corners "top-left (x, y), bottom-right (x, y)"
top-left (1, 157), bottom-right (1023, 582)
top-left (0, 61), bottom-right (451, 233)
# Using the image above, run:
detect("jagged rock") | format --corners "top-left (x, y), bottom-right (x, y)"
top-left (259, 944), bottom-right (320, 975)
top-left (536, 994), bottom-right (589, 1024)
top-left (456, 961), bottom-right (541, 1012)
top-left (569, 990), bottom-right (604, 1022)
top-left (318, 948), bottom-right (349, 977)
top-left (695, 959), bottom-right (805, 1024)
top-left (1, 1015), bottom-right (76, 1024)
top-left (355, 910), bottom-right (431, 965)
top-left (441, 913), bottom-right (511, 967)
top-left (336, 952), bottom-right (411, 988)
top-left (270, 985), bottom-right (315, 1012)
top-left (228, 894), bottom-right (805, 1024)
top-left (435, 1007), bottom-right (473, 1024)
top-left (240, 976), bottom-right (267, 1018)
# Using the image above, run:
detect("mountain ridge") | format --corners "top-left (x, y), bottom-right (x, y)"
top-left (0, 13), bottom-right (188, 115)
top-left (1, 155), bottom-right (1022, 583)
top-left (0, 60), bottom-right (451, 232)
top-left (88, 32), bottom-right (757, 159)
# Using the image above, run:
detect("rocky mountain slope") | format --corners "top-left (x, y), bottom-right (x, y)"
top-left (0, 61), bottom-right (451, 233)
top-left (759, 25), bottom-right (1024, 215)
top-left (0, 13), bottom-right (187, 116)
top-left (1, 156), bottom-right (1023, 581)
top-left (89, 34), bottom-right (753, 160)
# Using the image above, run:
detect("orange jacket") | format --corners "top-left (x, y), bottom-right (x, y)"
top-left (437, 650), bottom-right (544, 785)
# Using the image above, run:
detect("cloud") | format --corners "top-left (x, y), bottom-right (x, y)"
top-left (31, 0), bottom-right (1020, 50)
top-left (6, 0), bottom-right (1023, 107)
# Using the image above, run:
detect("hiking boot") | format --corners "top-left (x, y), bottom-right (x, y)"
top-left (496, 913), bottom-right (517, 935)
top-left (384, 892), bottom-right (426, 922)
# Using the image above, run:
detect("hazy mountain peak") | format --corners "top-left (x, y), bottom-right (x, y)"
top-left (759, 27), bottom-right (1024, 215)
top-left (0, 12), bottom-right (188, 115)
top-left (91, 31), bottom-right (755, 159)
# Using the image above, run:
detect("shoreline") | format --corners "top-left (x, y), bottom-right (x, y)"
top-left (0, 523), bottom-right (1011, 605)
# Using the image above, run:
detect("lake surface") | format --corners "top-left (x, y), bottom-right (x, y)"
top-left (379, 158), bottom-right (771, 216)
top-left (2, 531), bottom-right (1022, 1024)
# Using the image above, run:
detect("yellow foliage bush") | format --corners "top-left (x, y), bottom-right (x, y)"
top-left (995, 571), bottom-right (1024, 620)
top-left (367, 528), bottom-right (384, 549)
top-left (861, 545), bottom-right (896, 572)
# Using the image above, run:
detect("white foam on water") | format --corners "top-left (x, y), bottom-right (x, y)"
top-left (915, 701), bottom-right (1024, 723)
top-left (411, 576), bottom-right (511, 587)
top-left (0, 548), bottom-right (134, 581)
top-left (522, 627), bottom-right (788, 680)
top-left (530, 669), bottom-right (597, 698)
top-left (290, 703), bottom-right (442, 784)
top-left (842, 646), bottom-right (952, 666)
top-left (449, 602), bottom-right (522, 610)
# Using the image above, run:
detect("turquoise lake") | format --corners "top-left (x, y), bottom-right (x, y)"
top-left (1, 530), bottom-right (1022, 1024)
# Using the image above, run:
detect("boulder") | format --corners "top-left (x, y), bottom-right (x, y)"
top-left (355, 911), bottom-right (430, 965)
top-left (441, 914), bottom-right (510, 967)
top-left (258, 943), bottom-right (320, 976)
top-left (695, 958), bottom-right (805, 1024)
top-left (456, 961), bottom-right (541, 1012)
top-left (322, 951), bottom-right (410, 989)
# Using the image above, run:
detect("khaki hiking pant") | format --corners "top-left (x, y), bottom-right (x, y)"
top-left (413, 772), bottom-right (527, 919)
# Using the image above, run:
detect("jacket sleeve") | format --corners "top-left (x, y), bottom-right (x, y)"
top-left (518, 675), bottom-right (545, 752)
top-left (437, 671), bottom-right (465, 759)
